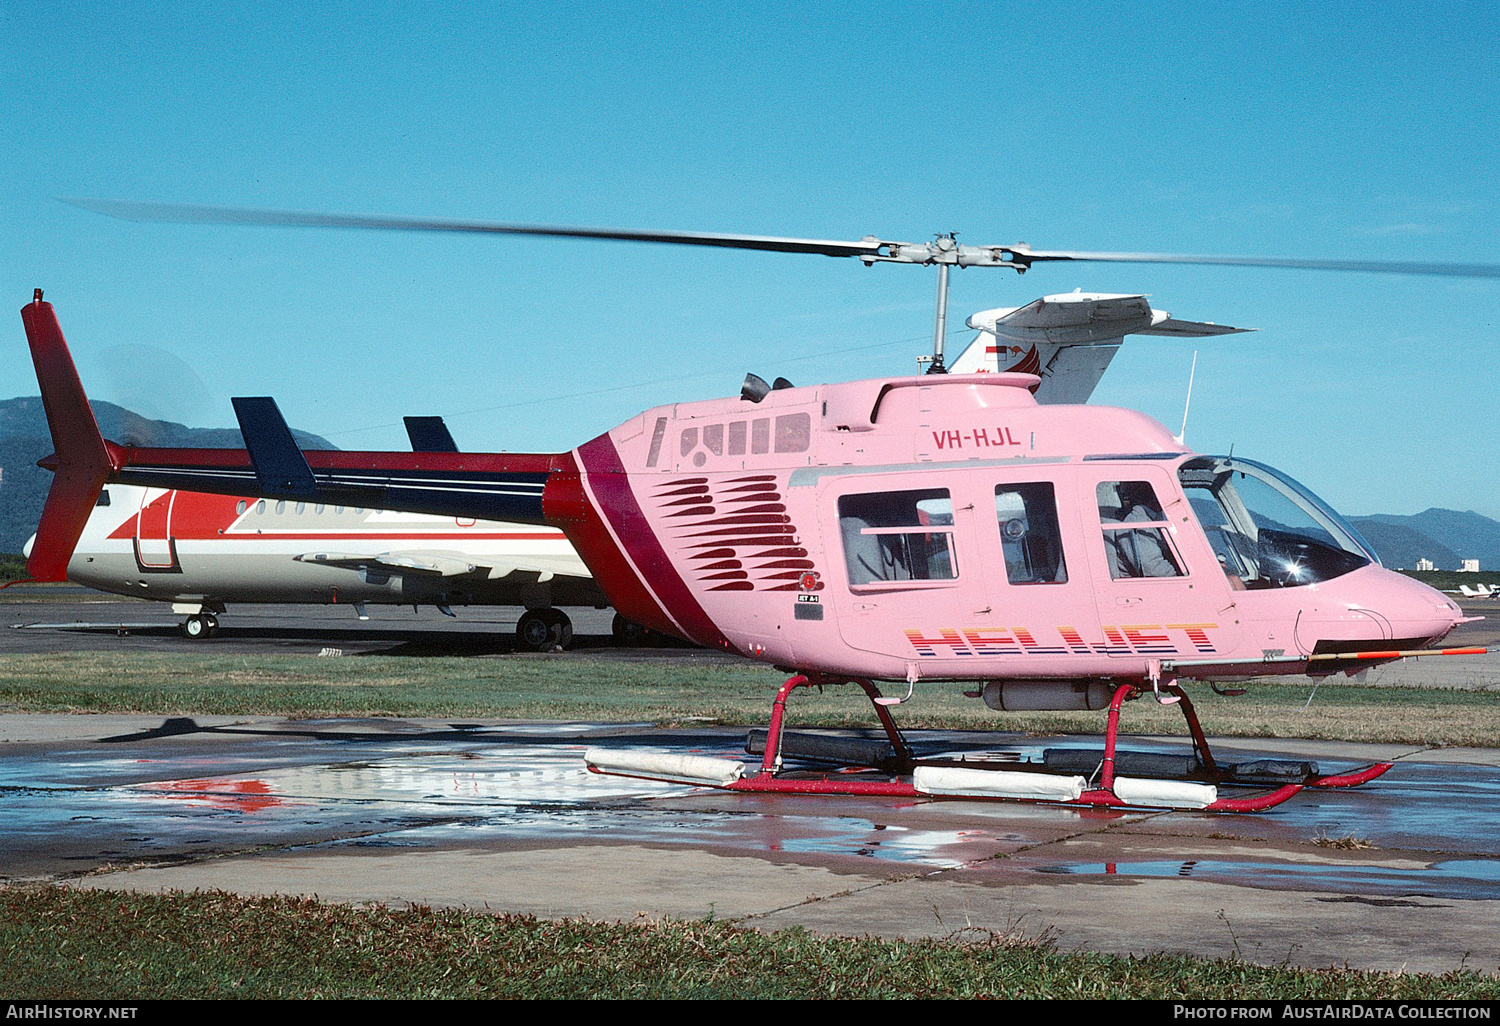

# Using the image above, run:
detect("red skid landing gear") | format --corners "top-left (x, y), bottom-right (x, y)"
top-left (587, 673), bottom-right (1393, 813)
top-left (1070, 682), bottom-right (1386, 812)
top-left (723, 673), bottom-right (923, 799)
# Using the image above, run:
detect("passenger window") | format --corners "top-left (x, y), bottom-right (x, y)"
top-left (774, 413), bottom-right (810, 453)
top-left (751, 418), bottom-right (770, 454)
top-left (256, 500), bottom-right (266, 514)
top-left (995, 483), bottom-right (1067, 584)
top-left (839, 489), bottom-right (958, 585)
top-left (1096, 481), bottom-right (1184, 579)
top-left (236, 500), bottom-right (247, 515)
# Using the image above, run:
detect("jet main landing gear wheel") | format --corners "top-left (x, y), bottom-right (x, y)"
top-left (516, 609), bottom-right (573, 651)
top-left (611, 614), bottom-right (651, 647)
top-left (181, 613), bottom-right (218, 639)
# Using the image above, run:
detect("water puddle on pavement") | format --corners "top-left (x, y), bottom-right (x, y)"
top-left (1036, 857), bottom-right (1500, 900)
top-left (120, 744), bottom-right (699, 806)
top-left (326, 809), bottom-right (1003, 868)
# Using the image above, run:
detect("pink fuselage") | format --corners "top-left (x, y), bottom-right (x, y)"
top-left (565, 372), bottom-right (1462, 684)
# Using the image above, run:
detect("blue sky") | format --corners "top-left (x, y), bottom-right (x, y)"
top-left (2, 2), bottom-right (1497, 518)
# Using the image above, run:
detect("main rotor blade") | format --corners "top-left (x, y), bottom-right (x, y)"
top-left (62, 197), bottom-right (1500, 279)
top-left (60, 198), bottom-right (883, 259)
top-left (1014, 248), bottom-right (1500, 280)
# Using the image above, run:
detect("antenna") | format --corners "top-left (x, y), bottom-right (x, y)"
top-left (1174, 350), bottom-right (1198, 445)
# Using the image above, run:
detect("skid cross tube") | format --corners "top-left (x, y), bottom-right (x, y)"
top-left (754, 674), bottom-right (915, 778)
top-left (705, 673), bottom-right (1390, 811)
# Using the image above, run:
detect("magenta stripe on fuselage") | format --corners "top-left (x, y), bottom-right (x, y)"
top-left (575, 433), bottom-right (735, 653)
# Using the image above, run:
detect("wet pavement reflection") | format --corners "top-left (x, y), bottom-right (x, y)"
top-left (1036, 857), bottom-right (1500, 901)
top-left (4, 718), bottom-right (1500, 899)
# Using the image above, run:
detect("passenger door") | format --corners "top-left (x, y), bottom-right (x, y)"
top-left (134, 488), bottom-right (181, 571)
top-left (825, 474), bottom-right (983, 667)
top-left (1085, 467), bottom-right (1237, 661)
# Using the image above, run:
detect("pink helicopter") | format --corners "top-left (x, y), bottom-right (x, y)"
top-left (22, 203), bottom-right (1500, 811)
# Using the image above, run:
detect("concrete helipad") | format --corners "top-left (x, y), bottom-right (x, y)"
top-left (2, 712), bottom-right (1498, 975)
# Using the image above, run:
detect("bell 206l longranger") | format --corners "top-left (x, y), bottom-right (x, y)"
top-left (21, 292), bottom-right (1480, 812)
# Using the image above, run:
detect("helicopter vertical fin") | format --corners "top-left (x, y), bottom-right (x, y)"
top-left (231, 396), bottom-right (318, 498)
top-left (404, 415), bottom-right (460, 452)
top-left (20, 293), bottom-right (121, 581)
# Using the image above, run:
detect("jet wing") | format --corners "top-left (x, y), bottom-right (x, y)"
top-left (296, 551), bottom-right (484, 577)
top-left (294, 550), bottom-right (587, 584)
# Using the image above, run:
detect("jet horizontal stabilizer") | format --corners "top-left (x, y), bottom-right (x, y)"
top-left (1140, 317), bottom-right (1252, 338)
top-left (951, 292), bottom-right (1251, 404)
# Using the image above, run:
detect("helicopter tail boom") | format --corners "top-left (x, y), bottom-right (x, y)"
top-left (22, 294), bottom-right (569, 581)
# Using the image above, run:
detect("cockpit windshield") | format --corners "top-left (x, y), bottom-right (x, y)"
top-left (1178, 457), bottom-right (1377, 589)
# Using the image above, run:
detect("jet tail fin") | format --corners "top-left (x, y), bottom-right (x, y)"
top-left (20, 292), bottom-right (120, 581)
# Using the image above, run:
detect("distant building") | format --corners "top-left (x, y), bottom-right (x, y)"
top-left (1416, 558), bottom-right (1436, 571)
top-left (1461, 559), bottom-right (1481, 573)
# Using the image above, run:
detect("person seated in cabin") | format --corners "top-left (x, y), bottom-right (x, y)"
top-left (1100, 481), bottom-right (1184, 579)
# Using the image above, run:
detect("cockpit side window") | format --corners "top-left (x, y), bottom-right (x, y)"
top-left (995, 483), bottom-right (1067, 584)
top-left (1179, 457), bottom-right (1371, 588)
top-left (1096, 481), bottom-right (1184, 579)
top-left (838, 488), bottom-right (958, 586)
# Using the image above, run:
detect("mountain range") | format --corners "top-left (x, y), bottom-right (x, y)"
top-left (0, 397), bottom-right (334, 554)
top-left (1346, 510), bottom-right (1500, 571)
top-left (0, 398), bottom-right (1494, 571)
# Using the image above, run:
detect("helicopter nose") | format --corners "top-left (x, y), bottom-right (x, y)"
top-left (1366, 568), bottom-right (1468, 646)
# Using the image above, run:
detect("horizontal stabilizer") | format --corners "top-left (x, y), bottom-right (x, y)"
top-left (1140, 317), bottom-right (1252, 338)
top-left (232, 397), bottom-right (318, 498)
top-left (951, 292), bottom-right (1251, 403)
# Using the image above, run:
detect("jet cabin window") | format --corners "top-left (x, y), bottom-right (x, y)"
top-left (839, 489), bottom-right (958, 586)
top-left (995, 483), bottom-right (1067, 584)
top-left (1097, 481), bottom-right (1185, 579)
top-left (1179, 457), bottom-right (1373, 588)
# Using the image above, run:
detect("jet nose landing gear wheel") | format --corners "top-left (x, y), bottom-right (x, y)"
top-left (516, 609), bottom-right (573, 651)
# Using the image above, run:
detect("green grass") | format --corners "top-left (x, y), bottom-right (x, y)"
top-left (0, 553), bottom-right (28, 584)
top-left (0, 651), bottom-right (1497, 746)
top-left (2, 886), bottom-right (1494, 999)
